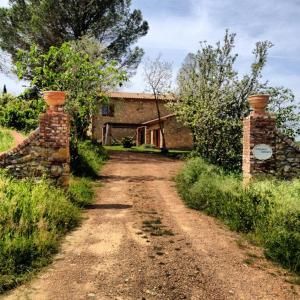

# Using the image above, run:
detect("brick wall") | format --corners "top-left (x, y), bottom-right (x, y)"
top-left (243, 95), bottom-right (300, 180)
top-left (0, 106), bottom-right (70, 186)
top-left (243, 114), bottom-right (276, 179)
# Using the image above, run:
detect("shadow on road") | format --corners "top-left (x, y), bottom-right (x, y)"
top-left (87, 204), bottom-right (133, 210)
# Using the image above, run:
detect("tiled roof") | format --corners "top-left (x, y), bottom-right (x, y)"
top-left (108, 92), bottom-right (174, 101)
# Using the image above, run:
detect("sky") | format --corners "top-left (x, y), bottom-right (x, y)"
top-left (1, 0), bottom-right (300, 103)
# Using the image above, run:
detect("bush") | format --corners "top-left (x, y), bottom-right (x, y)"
top-left (71, 139), bottom-right (108, 178)
top-left (177, 157), bottom-right (300, 274)
top-left (122, 136), bottom-right (134, 148)
top-left (0, 94), bottom-right (45, 133)
top-left (0, 173), bottom-right (80, 292)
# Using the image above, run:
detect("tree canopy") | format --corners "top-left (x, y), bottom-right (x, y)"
top-left (0, 0), bottom-right (149, 72)
top-left (171, 30), bottom-right (299, 171)
top-left (16, 39), bottom-right (127, 138)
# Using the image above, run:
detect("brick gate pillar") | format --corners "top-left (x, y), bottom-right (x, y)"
top-left (0, 91), bottom-right (70, 187)
top-left (243, 95), bottom-right (276, 182)
top-left (39, 92), bottom-right (70, 186)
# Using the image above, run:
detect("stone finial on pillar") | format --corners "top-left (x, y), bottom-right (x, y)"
top-left (243, 94), bottom-right (276, 183)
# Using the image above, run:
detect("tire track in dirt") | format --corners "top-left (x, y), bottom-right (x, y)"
top-left (2, 151), bottom-right (299, 300)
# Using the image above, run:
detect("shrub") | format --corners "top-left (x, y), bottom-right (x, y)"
top-left (177, 157), bottom-right (300, 274)
top-left (122, 136), bottom-right (134, 148)
top-left (0, 94), bottom-right (45, 133)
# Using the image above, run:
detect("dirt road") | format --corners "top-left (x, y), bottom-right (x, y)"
top-left (4, 152), bottom-right (299, 300)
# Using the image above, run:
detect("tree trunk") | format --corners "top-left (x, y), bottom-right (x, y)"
top-left (154, 95), bottom-right (167, 152)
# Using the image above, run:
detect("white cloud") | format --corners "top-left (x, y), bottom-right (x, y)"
top-left (126, 0), bottom-right (300, 101)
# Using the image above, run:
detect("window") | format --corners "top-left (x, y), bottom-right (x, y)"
top-left (101, 104), bottom-right (114, 117)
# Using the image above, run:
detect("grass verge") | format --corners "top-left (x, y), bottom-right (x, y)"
top-left (104, 145), bottom-right (190, 158)
top-left (0, 139), bottom-right (107, 293)
top-left (176, 157), bottom-right (300, 275)
top-left (0, 129), bottom-right (14, 152)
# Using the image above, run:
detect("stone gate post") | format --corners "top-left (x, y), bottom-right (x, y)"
top-left (242, 95), bottom-right (276, 182)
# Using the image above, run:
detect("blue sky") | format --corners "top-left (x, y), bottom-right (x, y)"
top-left (1, 0), bottom-right (300, 103)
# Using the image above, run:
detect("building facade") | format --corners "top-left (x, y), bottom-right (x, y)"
top-left (92, 92), bottom-right (193, 150)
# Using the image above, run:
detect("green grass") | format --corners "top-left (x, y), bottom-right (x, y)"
top-left (72, 140), bottom-right (108, 178)
top-left (0, 138), bottom-right (107, 293)
top-left (104, 145), bottom-right (190, 157)
top-left (177, 157), bottom-right (300, 275)
top-left (0, 129), bottom-right (14, 152)
top-left (0, 174), bottom-right (80, 292)
top-left (68, 176), bottom-right (94, 207)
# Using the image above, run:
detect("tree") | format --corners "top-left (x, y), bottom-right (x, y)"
top-left (264, 86), bottom-right (300, 138)
top-left (16, 39), bottom-right (127, 139)
top-left (171, 30), bottom-right (274, 171)
top-left (0, 0), bottom-right (149, 73)
top-left (2, 84), bottom-right (7, 94)
top-left (143, 56), bottom-right (173, 152)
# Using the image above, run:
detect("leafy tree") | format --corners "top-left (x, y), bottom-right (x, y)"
top-left (263, 86), bottom-right (300, 138)
top-left (2, 84), bottom-right (6, 94)
top-left (0, 0), bottom-right (148, 73)
top-left (16, 39), bottom-right (127, 139)
top-left (171, 31), bottom-right (275, 171)
top-left (143, 56), bottom-right (173, 152)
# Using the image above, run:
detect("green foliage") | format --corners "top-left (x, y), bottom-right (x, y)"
top-left (0, 137), bottom-right (106, 291)
top-left (177, 158), bottom-right (300, 274)
top-left (71, 139), bottom-right (108, 178)
top-left (0, 129), bottom-right (14, 152)
top-left (16, 41), bottom-right (127, 138)
top-left (0, 93), bottom-right (45, 133)
top-left (264, 86), bottom-right (300, 138)
top-left (0, 0), bottom-right (148, 72)
top-left (172, 30), bottom-right (299, 171)
top-left (0, 174), bottom-right (80, 292)
top-left (122, 136), bottom-right (135, 148)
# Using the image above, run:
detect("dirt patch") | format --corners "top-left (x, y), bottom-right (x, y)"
top-left (3, 151), bottom-right (299, 299)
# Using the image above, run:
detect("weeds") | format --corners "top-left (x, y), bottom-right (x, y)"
top-left (0, 174), bottom-right (80, 292)
top-left (71, 139), bottom-right (108, 178)
top-left (0, 129), bottom-right (14, 152)
top-left (0, 138), bottom-right (107, 293)
top-left (177, 157), bottom-right (300, 275)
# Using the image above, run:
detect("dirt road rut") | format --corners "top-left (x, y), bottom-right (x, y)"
top-left (4, 152), bottom-right (299, 300)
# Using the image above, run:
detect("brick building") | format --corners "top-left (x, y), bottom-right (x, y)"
top-left (92, 92), bottom-right (193, 150)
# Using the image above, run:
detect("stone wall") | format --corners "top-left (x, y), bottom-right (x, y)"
top-left (275, 132), bottom-right (300, 179)
top-left (160, 117), bottom-right (193, 150)
top-left (93, 97), bottom-right (170, 143)
top-left (0, 106), bottom-right (70, 186)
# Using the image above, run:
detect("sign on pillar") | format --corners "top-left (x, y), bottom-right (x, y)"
top-left (242, 94), bottom-right (276, 183)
